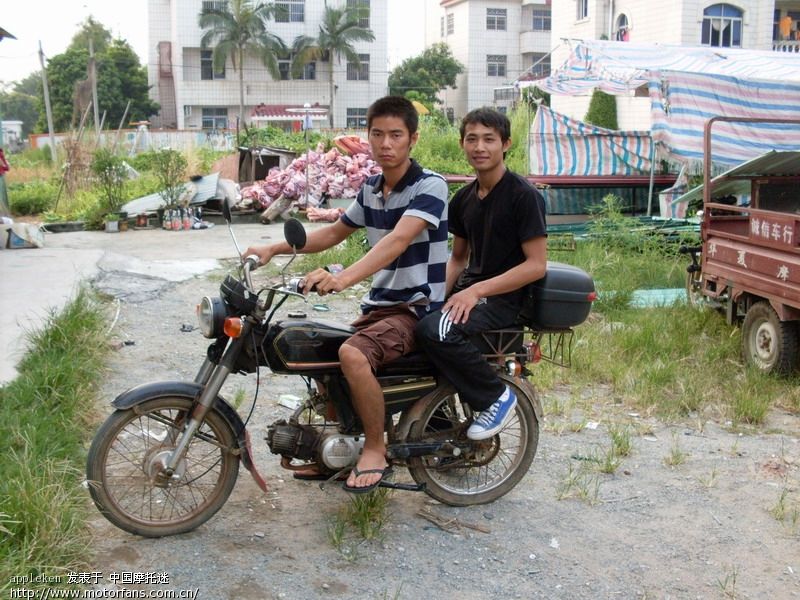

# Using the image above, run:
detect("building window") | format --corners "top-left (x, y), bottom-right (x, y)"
top-left (346, 0), bottom-right (370, 28)
top-left (201, 50), bottom-right (225, 80)
top-left (529, 53), bottom-right (550, 78)
top-left (347, 108), bottom-right (368, 128)
top-left (440, 16), bottom-right (445, 37)
top-left (487, 8), bottom-right (507, 31)
top-left (201, 0), bottom-right (228, 12)
top-left (202, 107), bottom-right (228, 130)
top-left (278, 56), bottom-right (315, 80)
top-left (577, 0), bottom-right (588, 20)
top-left (701, 4), bottom-right (742, 48)
top-left (615, 14), bottom-right (630, 41)
top-left (487, 55), bottom-right (506, 77)
top-left (447, 13), bottom-right (454, 35)
top-left (275, 0), bottom-right (304, 22)
top-left (532, 8), bottom-right (551, 32)
top-left (347, 53), bottom-right (369, 80)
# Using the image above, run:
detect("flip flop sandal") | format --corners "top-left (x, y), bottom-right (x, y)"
top-left (342, 466), bottom-right (393, 494)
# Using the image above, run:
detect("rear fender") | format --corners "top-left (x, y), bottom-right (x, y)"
top-left (394, 374), bottom-right (542, 441)
top-left (111, 381), bottom-right (268, 492)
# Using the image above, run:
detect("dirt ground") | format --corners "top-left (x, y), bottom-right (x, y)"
top-left (85, 267), bottom-right (800, 600)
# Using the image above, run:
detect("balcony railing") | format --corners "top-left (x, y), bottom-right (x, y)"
top-left (773, 40), bottom-right (800, 52)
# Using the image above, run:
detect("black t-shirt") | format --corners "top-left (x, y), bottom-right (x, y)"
top-left (449, 169), bottom-right (547, 304)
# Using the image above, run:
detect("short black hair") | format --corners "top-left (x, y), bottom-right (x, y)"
top-left (367, 96), bottom-right (419, 135)
top-left (459, 107), bottom-right (511, 143)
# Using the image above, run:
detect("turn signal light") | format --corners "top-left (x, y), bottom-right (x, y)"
top-left (223, 317), bottom-right (244, 338)
top-left (524, 341), bottom-right (542, 364)
top-left (587, 291), bottom-right (598, 302)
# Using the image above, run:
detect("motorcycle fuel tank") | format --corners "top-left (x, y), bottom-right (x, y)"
top-left (262, 319), bottom-right (355, 373)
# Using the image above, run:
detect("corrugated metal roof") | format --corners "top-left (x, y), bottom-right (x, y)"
top-left (676, 151), bottom-right (800, 205)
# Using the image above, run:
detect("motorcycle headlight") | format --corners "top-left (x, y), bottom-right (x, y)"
top-left (197, 296), bottom-right (227, 338)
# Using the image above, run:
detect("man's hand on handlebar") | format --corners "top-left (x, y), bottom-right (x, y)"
top-left (242, 244), bottom-right (275, 267)
top-left (302, 267), bottom-right (346, 296)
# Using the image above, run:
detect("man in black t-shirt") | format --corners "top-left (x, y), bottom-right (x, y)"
top-left (416, 108), bottom-right (547, 440)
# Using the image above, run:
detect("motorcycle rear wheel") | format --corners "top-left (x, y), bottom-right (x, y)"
top-left (407, 378), bottom-right (539, 506)
top-left (86, 397), bottom-right (239, 537)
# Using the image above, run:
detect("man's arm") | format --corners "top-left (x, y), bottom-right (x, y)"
top-left (446, 235), bottom-right (469, 296)
top-left (243, 220), bottom-right (355, 266)
top-left (303, 215), bottom-right (430, 295)
top-left (443, 236), bottom-right (547, 324)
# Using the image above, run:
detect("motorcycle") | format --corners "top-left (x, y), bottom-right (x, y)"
top-left (86, 210), bottom-right (596, 538)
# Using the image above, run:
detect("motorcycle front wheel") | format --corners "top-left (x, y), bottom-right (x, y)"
top-left (86, 396), bottom-right (240, 537)
top-left (407, 378), bottom-right (539, 506)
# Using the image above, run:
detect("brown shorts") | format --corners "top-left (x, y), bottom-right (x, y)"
top-left (342, 304), bottom-right (419, 372)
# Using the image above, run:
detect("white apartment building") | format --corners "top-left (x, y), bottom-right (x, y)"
top-left (147, 0), bottom-right (389, 130)
top-left (550, 0), bottom-right (800, 129)
top-left (424, 0), bottom-right (553, 121)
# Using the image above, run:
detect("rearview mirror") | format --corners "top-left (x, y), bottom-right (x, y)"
top-left (221, 197), bottom-right (232, 223)
top-left (284, 218), bottom-right (307, 250)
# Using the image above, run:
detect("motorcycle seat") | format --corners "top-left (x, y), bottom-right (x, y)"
top-left (376, 351), bottom-right (436, 377)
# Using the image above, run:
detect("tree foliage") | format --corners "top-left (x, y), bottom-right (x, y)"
top-left (199, 0), bottom-right (286, 125)
top-left (68, 16), bottom-right (113, 54)
top-left (33, 20), bottom-right (158, 133)
top-left (0, 91), bottom-right (38, 138)
top-left (584, 89), bottom-right (619, 130)
top-left (388, 43), bottom-right (464, 105)
top-left (291, 5), bottom-right (375, 128)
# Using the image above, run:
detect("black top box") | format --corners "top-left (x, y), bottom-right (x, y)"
top-left (518, 262), bottom-right (596, 330)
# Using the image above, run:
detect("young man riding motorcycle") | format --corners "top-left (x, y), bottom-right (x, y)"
top-left (244, 96), bottom-right (448, 493)
top-left (416, 108), bottom-right (547, 441)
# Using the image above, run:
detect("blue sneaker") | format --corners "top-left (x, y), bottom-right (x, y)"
top-left (467, 387), bottom-right (517, 440)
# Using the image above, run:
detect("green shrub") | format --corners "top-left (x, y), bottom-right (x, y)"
top-left (584, 89), bottom-right (618, 130)
top-left (240, 126), bottom-right (329, 154)
top-left (90, 149), bottom-right (127, 215)
top-left (7, 181), bottom-right (58, 215)
top-left (152, 149), bottom-right (188, 210)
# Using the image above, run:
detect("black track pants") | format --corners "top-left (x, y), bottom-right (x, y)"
top-left (415, 298), bottom-right (520, 411)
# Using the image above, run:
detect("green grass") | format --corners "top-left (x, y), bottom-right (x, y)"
top-left (0, 288), bottom-right (110, 589)
top-left (533, 198), bottom-right (800, 425)
top-left (295, 228), bottom-right (369, 273)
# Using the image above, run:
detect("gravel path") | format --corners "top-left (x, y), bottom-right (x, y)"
top-left (86, 267), bottom-right (800, 600)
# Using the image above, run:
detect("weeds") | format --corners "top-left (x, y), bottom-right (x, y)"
top-left (664, 433), bottom-right (689, 467)
top-left (0, 288), bottom-right (110, 588)
top-left (557, 461), bottom-right (601, 505)
top-left (609, 425), bottom-right (633, 457)
top-left (327, 488), bottom-right (393, 560)
top-left (770, 488), bottom-right (800, 531)
top-left (717, 564), bottom-right (739, 599)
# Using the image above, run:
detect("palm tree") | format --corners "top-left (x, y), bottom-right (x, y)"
top-left (198, 0), bottom-right (286, 126)
top-left (291, 5), bottom-right (375, 128)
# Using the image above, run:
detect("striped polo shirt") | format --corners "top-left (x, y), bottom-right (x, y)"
top-left (341, 159), bottom-right (449, 317)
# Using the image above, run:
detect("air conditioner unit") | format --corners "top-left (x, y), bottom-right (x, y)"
top-left (184, 105), bottom-right (193, 117)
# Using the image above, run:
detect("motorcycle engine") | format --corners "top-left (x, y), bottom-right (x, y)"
top-left (267, 421), bottom-right (363, 470)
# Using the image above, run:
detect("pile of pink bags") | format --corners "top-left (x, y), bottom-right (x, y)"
top-left (240, 137), bottom-right (380, 214)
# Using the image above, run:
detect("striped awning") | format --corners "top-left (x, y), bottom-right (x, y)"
top-left (520, 41), bottom-right (800, 167)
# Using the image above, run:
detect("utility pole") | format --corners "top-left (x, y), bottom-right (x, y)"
top-left (90, 39), bottom-right (100, 136)
top-left (38, 41), bottom-right (59, 168)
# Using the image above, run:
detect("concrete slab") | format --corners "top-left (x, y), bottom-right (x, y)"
top-left (0, 220), bottom-right (307, 384)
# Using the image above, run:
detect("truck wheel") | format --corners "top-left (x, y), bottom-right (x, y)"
top-left (742, 302), bottom-right (799, 374)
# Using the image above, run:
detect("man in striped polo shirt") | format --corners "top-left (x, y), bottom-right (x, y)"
top-left (245, 96), bottom-right (448, 493)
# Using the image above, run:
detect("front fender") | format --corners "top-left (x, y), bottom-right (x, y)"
top-left (111, 380), bottom-right (268, 492)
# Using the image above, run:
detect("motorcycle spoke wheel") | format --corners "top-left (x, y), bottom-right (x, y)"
top-left (407, 380), bottom-right (539, 506)
top-left (86, 397), bottom-right (239, 537)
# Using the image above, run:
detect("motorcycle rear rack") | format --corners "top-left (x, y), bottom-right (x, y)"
top-left (478, 327), bottom-right (575, 368)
